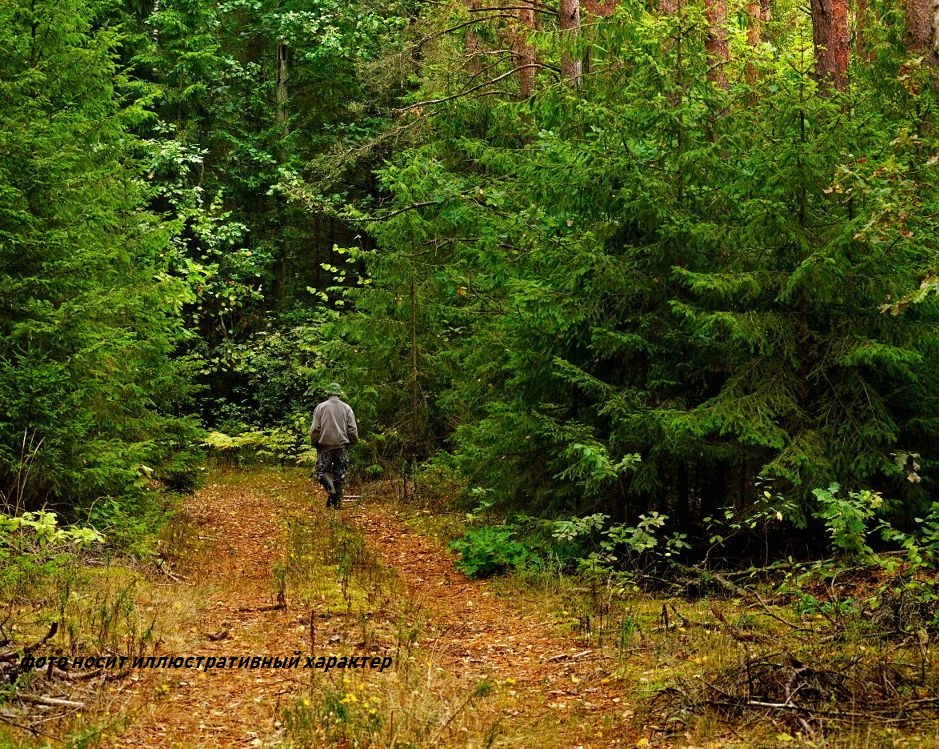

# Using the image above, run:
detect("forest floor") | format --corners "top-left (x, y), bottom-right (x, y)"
top-left (42, 467), bottom-right (639, 748)
top-left (6, 467), bottom-right (939, 748)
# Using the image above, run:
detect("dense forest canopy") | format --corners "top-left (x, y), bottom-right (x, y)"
top-left (4, 0), bottom-right (939, 554)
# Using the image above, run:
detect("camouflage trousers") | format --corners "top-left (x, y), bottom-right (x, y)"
top-left (316, 447), bottom-right (350, 487)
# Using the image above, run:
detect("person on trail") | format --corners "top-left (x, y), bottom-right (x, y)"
top-left (309, 383), bottom-right (358, 509)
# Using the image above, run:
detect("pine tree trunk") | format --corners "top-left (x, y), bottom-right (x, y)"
top-left (810, 0), bottom-right (850, 90)
top-left (514, 1), bottom-right (538, 95)
top-left (906, 0), bottom-right (936, 56)
top-left (560, 0), bottom-right (583, 85)
top-left (705, 0), bottom-right (729, 88)
top-left (466, 0), bottom-right (484, 75)
top-left (409, 270), bottom-right (422, 449)
top-left (746, 0), bottom-right (761, 83)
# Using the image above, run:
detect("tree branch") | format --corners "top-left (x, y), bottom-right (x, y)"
top-left (469, 5), bottom-right (558, 15)
top-left (371, 200), bottom-right (444, 221)
top-left (398, 64), bottom-right (559, 110)
top-left (417, 15), bottom-right (519, 48)
top-left (16, 694), bottom-right (84, 709)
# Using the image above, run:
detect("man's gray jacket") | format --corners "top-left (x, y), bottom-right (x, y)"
top-left (309, 395), bottom-right (359, 449)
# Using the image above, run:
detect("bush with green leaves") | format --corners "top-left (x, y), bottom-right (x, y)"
top-left (203, 423), bottom-right (315, 466)
top-left (0, 511), bottom-right (103, 605)
top-left (812, 483), bottom-right (885, 559)
top-left (552, 511), bottom-right (691, 576)
top-left (449, 525), bottom-right (535, 578)
top-left (85, 492), bottom-right (177, 560)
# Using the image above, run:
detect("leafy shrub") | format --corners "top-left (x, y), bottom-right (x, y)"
top-left (153, 437), bottom-right (206, 493)
top-left (812, 483), bottom-right (884, 559)
top-left (449, 525), bottom-right (534, 578)
top-left (879, 501), bottom-right (939, 569)
top-left (86, 493), bottom-right (173, 559)
top-left (412, 452), bottom-right (465, 505)
top-left (0, 511), bottom-right (103, 605)
top-left (552, 512), bottom-right (691, 575)
top-left (203, 415), bottom-right (313, 466)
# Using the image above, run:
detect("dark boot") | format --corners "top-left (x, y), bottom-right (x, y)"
top-left (321, 474), bottom-right (335, 502)
top-left (332, 482), bottom-right (343, 509)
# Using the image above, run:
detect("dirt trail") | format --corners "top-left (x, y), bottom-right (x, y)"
top-left (109, 480), bottom-right (305, 748)
top-left (105, 471), bottom-right (632, 748)
top-left (346, 504), bottom-right (633, 746)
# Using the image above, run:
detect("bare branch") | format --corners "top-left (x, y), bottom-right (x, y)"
top-left (469, 5), bottom-right (558, 15)
top-left (398, 64), bottom-right (559, 110)
top-left (417, 14), bottom-right (518, 47)
top-left (16, 694), bottom-right (84, 709)
top-left (371, 200), bottom-right (444, 221)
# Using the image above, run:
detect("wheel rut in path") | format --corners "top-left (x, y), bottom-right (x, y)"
top-left (344, 502), bottom-right (633, 747)
top-left (109, 479), bottom-right (303, 748)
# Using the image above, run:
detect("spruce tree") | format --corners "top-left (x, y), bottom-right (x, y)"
top-left (0, 0), bottom-right (199, 511)
top-left (342, 0), bottom-right (939, 528)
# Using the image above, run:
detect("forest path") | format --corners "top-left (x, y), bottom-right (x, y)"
top-left (108, 474), bottom-right (308, 748)
top-left (344, 501), bottom-right (635, 748)
top-left (105, 468), bottom-right (633, 748)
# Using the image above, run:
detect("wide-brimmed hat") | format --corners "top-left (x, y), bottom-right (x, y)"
top-left (326, 382), bottom-right (343, 395)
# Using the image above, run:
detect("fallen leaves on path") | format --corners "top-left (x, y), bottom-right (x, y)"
top-left (106, 482), bottom-right (304, 749)
top-left (97, 470), bottom-right (633, 748)
top-left (346, 503), bottom-right (635, 748)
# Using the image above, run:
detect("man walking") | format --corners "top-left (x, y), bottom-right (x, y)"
top-left (309, 383), bottom-right (358, 509)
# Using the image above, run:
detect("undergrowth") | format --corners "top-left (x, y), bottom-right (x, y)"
top-left (390, 464), bottom-right (939, 747)
top-left (0, 488), bottom-right (196, 747)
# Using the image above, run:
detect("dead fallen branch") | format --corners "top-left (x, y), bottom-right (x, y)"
top-left (237, 603), bottom-right (287, 613)
top-left (647, 649), bottom-right (939, 734)
top-left (15, 694), bottom-right (84, 709)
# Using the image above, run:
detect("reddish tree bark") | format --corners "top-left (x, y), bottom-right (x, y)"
top-left (560, 0), bottom-right (583, 85)
top-left (745, 0), bottom-right (761, 83)
top-left (746, 1), bottom-right (761, 44)
top-left (705, 0), bottom-right (729, 88)
top-left (810, 0), bottom-right (850, 90)
top-left (512, 1), bottom-right (538, 95)
top-left (466, 0), bottom-right (484, 75)
top-left (584, 0), bottom-right (616, 15)
top-left (906, 0), bottom-right (936, 56)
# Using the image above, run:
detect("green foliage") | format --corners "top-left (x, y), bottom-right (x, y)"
top-left (7, 0), bottom-right (939, 569)
top-left (553, 511), bottom-right (691, 574)
top-left (557, 444), bottom-right (641, 493)
top-left (812, 483), bottom-right (885, 559)
top-left (125, 0), bottom-right (419, 444)
top-left (85, 492), bottom-right (177, 559)
top-left (0, 511), bottom-right (103, 605)
top-left (878, 502), bottom-right (939, 569)
top-left (203, 420), bottom-right (314, 466)
top-left (0, 0), bottom-right (202, 512)
top-left (449, 525), bottom-right (534, 578)
top-left (334, 0), bottom-right (939, 533)
top-left (454, 506), bottom-right (693, 583)
top-left (203, 307), bottom-right (336, 431)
